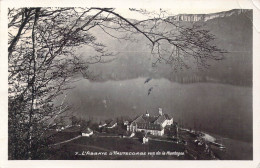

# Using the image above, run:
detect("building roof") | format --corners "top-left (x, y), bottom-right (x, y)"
top-left (134, 114), bottom-right (158, 123)
top-left (99, 121), bottom-right (107, 125)
top-left (49, 124), bottom-right (64, 129)
top-left (132, 111), bottom-right (171, 130)
top-left (82, 128), bottom-right (93, 134)
top-left (105, 119), bottom-right (113, 124)
top-left (107, 120), bottom-right (117, 127)
top-left (131, 112), bottom-right (172, 130)
top-left (154, 115), bottom-right (167, 124)
top-left (133, 113), bottom-right (172, 124)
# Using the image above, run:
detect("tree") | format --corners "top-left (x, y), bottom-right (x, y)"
top-left (8, 7), bottom-right (225, 159)
top-left (70, 116), bottom-right (80, 126)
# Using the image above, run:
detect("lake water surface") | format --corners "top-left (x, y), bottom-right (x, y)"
top-left (64, 78), bottom-right (252, 143)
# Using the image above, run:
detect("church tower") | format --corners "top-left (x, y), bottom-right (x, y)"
top-left (159, 108), bottom-right (163, 116)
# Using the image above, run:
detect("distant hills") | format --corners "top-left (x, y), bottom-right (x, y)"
top-left (79, 9), bottom-right (252, 87)
top-left (168, 9), bottom-right (251, 22)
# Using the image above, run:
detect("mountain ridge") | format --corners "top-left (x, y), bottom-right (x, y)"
top-left (168, 9), bottom-right (252, 22)
top-left (79, 9), bottom-right (252, 86)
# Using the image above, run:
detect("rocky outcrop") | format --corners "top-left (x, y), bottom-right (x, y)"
top-left (168, 9), bottom-right (251, 22)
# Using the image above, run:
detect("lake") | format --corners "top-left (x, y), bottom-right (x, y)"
top-left (63, 77), bottom-right (252, 143)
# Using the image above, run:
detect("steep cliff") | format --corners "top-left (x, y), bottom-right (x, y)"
top-left (168, 9), bottom-right (251, 22)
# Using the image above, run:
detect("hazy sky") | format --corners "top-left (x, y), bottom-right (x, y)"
top-left (114, 8), bottom-right (235, 20)
top-left (3, 0), bottom-right (254, 20)
top-left (107, 0), bottom-right (254, 20)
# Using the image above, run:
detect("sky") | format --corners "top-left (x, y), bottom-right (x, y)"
top-left (3, 0), bottom-right (257, 19)
top-left (114, 8), bottom-right (235, 20)
top-left (111, 0), bottom-right (256, 20)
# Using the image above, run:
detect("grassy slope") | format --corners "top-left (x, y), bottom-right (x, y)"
top-left (48, 136), bottom-right (189, 160)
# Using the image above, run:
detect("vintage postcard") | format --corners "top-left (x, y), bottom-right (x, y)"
top-left (0, 0), bottom-right (260, 167)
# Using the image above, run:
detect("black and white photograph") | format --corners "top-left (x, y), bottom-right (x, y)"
top-left (1, 0), bottom-right (260, 167)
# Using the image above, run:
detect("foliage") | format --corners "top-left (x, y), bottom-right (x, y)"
top-left (8, 7), bottom-right (224, 159)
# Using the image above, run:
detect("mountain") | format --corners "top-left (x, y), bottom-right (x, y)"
top-left (168, 9), bottom-right (251, 22)
top-left (58, 9), bottom-right (253, 144)
top-left (78, 9), bottom-right (252, 86)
